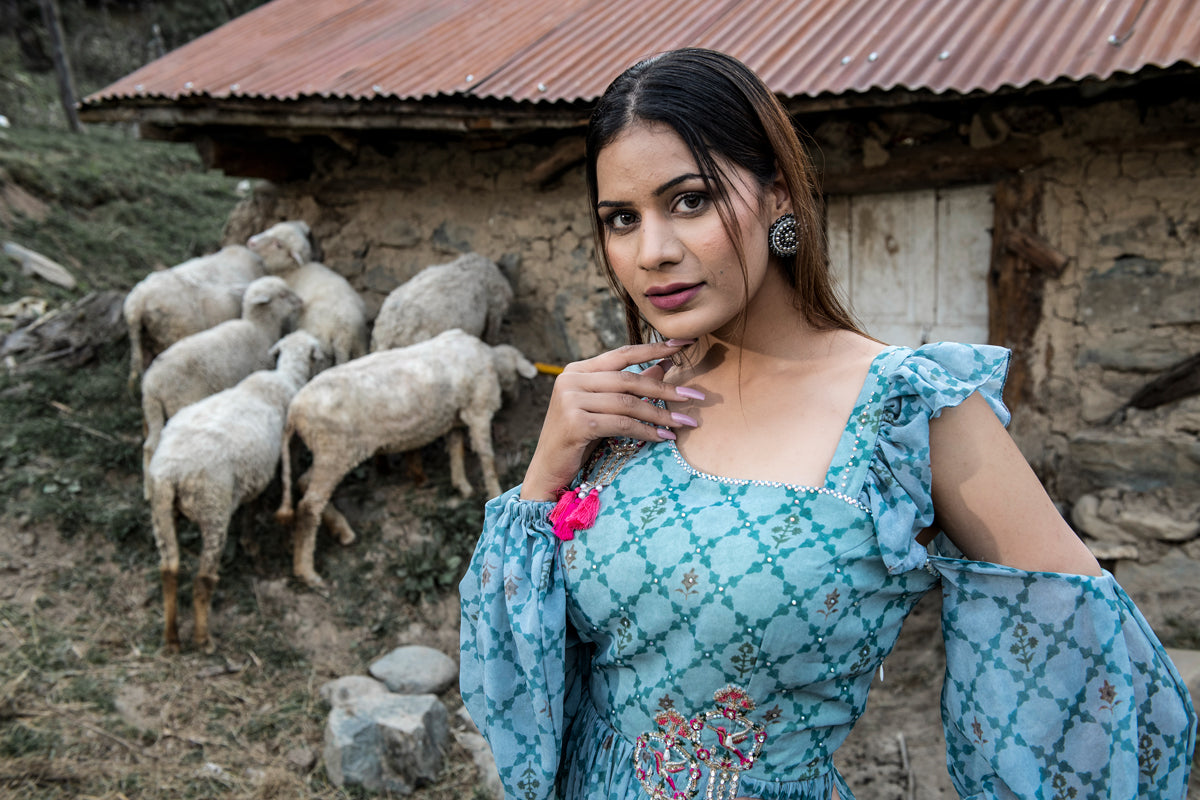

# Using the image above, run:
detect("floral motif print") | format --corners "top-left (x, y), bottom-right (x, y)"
top-left (459, 343), bottom-right (1197, 800)
top-left (1009, 622), bottom-right (1038, 669)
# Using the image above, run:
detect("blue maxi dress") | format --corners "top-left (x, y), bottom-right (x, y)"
top-left (459, 343), bottom-right (1196, 800)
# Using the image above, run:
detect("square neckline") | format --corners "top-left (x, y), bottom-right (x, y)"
top-left (664, 345), bottom-right (906, 496)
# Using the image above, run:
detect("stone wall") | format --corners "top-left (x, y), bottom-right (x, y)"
top-left (1020, 97), bottom-right (1200, 638)
top-left (220, 95), bottom-right (1200, 640)
top-left (224, 135), bottom-right (622, 366)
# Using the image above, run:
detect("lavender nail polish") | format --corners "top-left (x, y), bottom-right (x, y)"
top-left (671, 412), bottom-right (699, 428)
top-left (656, 428), bottom-right (677, 440)
top-left (674, 386), bottom-right (706, 401)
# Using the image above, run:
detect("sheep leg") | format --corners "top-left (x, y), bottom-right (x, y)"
top-left (463, 413), bottom-right (502, 499)
top-left (445, 429), bottom-right (473, 497)
top-left (192, 509), bottom-right (232, 654)
top-left (149, 478), bottom-right (181, 652)
top-left (296, 468), bottom-right (356, 545)
top-left (292, 463), bottom-right (349, 587)
top-left (404, 450), bottom-right (427, 488)
top-left (274, 419), bottom-right (297, 526)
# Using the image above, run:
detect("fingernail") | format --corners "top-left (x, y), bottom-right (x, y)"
top-left (665, 338), bottom-right (695, 347)
top-left (656, 428), bottom-right (677, 440)
top-left (671, 412), bottom-right (699, 428)
top-left (674, 386), bottom-right (706, 401)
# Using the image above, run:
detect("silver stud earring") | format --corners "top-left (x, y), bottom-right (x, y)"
top-left (768, 213), bottom-right (799, 258)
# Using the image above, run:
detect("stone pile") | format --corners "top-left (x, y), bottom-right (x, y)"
top-left (321, 644), bottom-right (500, 797)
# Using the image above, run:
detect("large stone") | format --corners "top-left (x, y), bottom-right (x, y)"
top-left (1078, 257), bottom-right (1200, 331)
top-left (323, 693), bottom-right (449, 795)
top-left (1075, 329), bottom-right (1197, 373)
top-left (320, 675), bottom-right (391, 710)
top-left (1071, 490), bottom-right (1199, 544)
top-left (1064, 431), bottom-right (1200, 493)
top-left (369, 645), bottom-right (458, 695)
top-left (1164, 649), bottom-right (1200, 715)
top-left (1114, 549), bottom-right (1200, 641)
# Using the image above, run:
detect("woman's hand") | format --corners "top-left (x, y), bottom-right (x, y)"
top-left (520, 340), bottom-right (704, 501)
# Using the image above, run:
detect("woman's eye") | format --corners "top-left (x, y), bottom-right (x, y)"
top-left (604, 211), bottom-right (638, 231)
top-left (675, 192), bottom-right (707, 213)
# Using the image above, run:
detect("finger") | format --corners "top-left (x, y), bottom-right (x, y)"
top-left (572, 391), bottom-right (700, 431)
top-left (560, 363), bottom-right (703, 403)
top-left (584, 412), bottom-right (682, 444)
top-left (565, 340), bottom-right (694, 374)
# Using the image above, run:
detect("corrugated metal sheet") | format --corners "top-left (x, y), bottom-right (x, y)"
top-left (83, 0), bottom-right (1200, 109)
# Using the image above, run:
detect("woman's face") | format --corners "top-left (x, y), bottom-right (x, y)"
top-left (595, 122), bottom-right (788, 342)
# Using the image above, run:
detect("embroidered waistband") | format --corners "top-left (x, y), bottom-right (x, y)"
top-left (634, 685), bottom-right (768, 800)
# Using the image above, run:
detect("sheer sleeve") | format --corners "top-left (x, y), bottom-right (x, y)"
top-left (863, 342), bottom-right (1195, 796)
top-left (930, 556), bottom-right (1196, 799)
top-left (459, 485), bottom-right (586, 800)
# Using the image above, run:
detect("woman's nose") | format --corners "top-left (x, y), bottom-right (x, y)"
top-left (637, 216), bottom-right (683, 270)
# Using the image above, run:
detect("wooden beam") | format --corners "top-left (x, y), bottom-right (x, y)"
top-left (817, 138), bottom-right (1046, 195)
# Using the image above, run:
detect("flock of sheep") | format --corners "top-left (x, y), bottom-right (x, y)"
top-left (126, 221), bottom-right (536, 652)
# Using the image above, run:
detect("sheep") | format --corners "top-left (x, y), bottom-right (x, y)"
top-left (246, 221), bottom-right (369, 365)
top-left (140, 276), bottom-right (302, 495)
top-left (275, 329), bottom-right (537, 587)
top-left (123, 245), bottom-right (264, 390)
top-left (370, 252), bottom-right (514, 352)
top-left (147, 330), bottom-right (326, 652)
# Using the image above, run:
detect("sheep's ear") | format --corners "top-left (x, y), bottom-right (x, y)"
top-left (268, 339), bottom-right (283, 360)
top-left (291, 249), bottom-right (305, 266)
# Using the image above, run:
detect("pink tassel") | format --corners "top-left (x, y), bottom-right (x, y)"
top-left (550, 489), bottom-right (582, 541)
top-left (565, 486), bottom-right (601, 531)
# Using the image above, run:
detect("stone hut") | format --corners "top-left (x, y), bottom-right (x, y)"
top-left (80, 0), bottom-right (1200, 639)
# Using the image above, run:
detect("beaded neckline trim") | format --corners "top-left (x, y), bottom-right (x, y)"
top-left (666, 441), bottom-right (869, 513)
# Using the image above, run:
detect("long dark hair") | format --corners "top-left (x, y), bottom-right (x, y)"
top-left (586, 47), bottom-right (861, 344)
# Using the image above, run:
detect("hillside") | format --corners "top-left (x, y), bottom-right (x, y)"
top-left (0, 11), bottom-right (496, 798)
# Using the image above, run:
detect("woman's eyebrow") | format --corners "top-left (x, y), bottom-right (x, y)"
top-left (596, 173), bottom-right (706, 208)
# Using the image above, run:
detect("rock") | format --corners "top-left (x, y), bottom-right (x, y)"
top-left (369, 645), bottom-right (457, 695)
top-left (454, 730), bottom-right (502, 799)
top-left (285, 746), bottom-right (317, 772)
top-left (324, 693), bottom-right (449, 795)
top-left (1078, 258), bottom-right (1200, 330)
top-left (1071, 489), bottom-right (1199, 545)
top-left (1114, 549), bottom-right (1200, 638)
top-left (1164, 649), bottom-right (1200, 712)
top-left (1071, 493), bottom-right (1137, 544)
top-left (1065, 431), bottom-right (1200, 493)
top-left (319, 675), bottom-right (391, 710)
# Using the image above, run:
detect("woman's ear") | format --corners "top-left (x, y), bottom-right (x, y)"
top-left (769, 165), bottom-right (792, 216)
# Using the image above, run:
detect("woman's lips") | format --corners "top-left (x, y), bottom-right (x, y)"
top-left (645, 283), bottom-right (702, 310)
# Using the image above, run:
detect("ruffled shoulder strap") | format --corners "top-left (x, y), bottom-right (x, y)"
top-left (862, 342), bottom-right (1012, 574)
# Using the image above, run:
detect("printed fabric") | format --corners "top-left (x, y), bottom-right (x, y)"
top-left (459, 342), bottom-right (1197, 800)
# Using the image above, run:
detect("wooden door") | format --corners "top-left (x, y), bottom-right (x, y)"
top-left (827, 185), bottom-right (993, 347)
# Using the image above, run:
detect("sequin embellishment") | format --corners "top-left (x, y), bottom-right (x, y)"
top-left (633, 685), bottom-right (768, 800)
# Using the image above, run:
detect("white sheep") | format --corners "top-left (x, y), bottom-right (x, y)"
top-left (123, 245), bottom-right (264, 389)
top-left (274, 329), bottom-right (537, 587)
top-left (246, 221), bottom-right (368, 365)
top-left (370, 252), bottom-right (514, 352)
top-left (140, 276), bottom-right (302, 495)
top-left (147, 330), bottom-right (327, 652)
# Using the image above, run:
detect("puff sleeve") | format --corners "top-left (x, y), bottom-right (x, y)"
top-left (459, 486), bottom-right (587, 800)
top-left (864, 342), bottom-right (1196, 798)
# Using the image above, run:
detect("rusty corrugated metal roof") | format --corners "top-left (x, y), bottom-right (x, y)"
top-left (83, 0), bottom-right (1200, 110)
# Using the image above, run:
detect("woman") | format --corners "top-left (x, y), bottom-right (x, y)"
top-left (460, 48), bottom-right (1195, 800)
